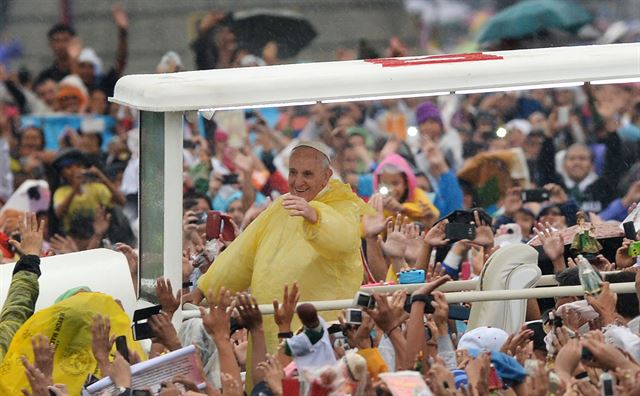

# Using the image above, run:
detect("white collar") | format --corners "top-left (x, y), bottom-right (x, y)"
top-left (564, 171), bottom-right (598, 191)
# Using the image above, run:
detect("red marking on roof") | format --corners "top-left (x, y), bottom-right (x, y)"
top-left (365, 52), bottom-right (504, 67)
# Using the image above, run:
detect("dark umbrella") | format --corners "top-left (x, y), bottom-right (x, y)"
top-left (477, 0), bottom-right (592, 45)
top-left (231, 9), bottom-right (317, 59)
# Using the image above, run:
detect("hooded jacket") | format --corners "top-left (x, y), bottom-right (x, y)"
top-left (373, 154), bottom-right (439, 222)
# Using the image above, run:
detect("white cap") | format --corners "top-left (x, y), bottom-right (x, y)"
top-left (292, 140), bottom-right (332, 162)
top-left (457, 326), bottom-right (509, 352)
top-left (505, 119), bottom-right (532, 135)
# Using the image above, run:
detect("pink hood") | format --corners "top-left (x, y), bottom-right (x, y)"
top-left (373, 153), bottom-right (417, 202)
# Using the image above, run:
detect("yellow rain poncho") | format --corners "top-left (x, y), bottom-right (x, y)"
top-left (0, 292), bottom-right (145, 395)
top-left (198, 179), bottom-right (372, 352)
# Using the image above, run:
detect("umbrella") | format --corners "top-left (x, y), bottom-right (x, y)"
top-left (477, 0), bottom-right (592, 44)
top-left (231, 9), bottom-right (317, 59)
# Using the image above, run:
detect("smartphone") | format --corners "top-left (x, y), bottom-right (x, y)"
top-left (600, 372), bottom-right (615, 396)
top-left (115, 335), bottom-right (129, 363)
top-left (345, 308), bottom-right (363, 325)
top-left (353, 291), bottom-right (375, 309)
top-left (222, 174), bottom-right (239, 185)
top-left (206, 210), bottom-right (222, 240)
top-left (131, 304), bottom-right (162, 341)
top-left (580, 346), bottom-right (593, 361)
top-left (623, 221), bottom-right (636, 240)
top-left (445, 223), bottom-right (476, 241)
top-left (448, 304), bottom-right (471, 321)
top-left (521, 189), bottom-right (550, 203)
top-left (557, 106), bottom-right (570, 126)
top-left (424, 326), bottom-right (432, 341)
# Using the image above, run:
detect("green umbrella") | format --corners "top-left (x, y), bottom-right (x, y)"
top-left (477, 0), bottom-right (592, 44)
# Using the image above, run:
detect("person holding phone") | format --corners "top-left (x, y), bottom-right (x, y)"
top-left (192, 141), bottom-right (371, 353)
top-left (372, 153), bottom-right (439, 226)
top-left (51, 148), bottom-right (125, 233)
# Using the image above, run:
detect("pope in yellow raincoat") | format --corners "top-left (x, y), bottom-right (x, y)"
top-left (196, 142), bottom-right (372, 352)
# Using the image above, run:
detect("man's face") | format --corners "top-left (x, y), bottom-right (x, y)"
top-left (50, 32), bottom-right (72, 59)
top-left (564, 145), bottom-right (592, 182)
top-left (288, 147), bottom-right (332, 202)
top-left (36, 80), bottom-right (58, 107)
top-left (78, 62), bottom-right (95, 85)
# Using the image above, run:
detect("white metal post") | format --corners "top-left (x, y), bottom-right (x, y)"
top-left (164, 112), bottom-right (183, 326)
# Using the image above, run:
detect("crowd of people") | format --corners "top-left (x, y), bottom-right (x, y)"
top-left (1, 5), bottom-right (640, 396)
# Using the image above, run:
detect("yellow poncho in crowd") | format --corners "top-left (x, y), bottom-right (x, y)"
top-left (198, 179), bottom-right (372, 352)
top-left (0, 292), bottom-right (145, 395)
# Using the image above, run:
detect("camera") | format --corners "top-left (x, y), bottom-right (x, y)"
top-left (131, 304), bottom-right (162, 340)
top-left (378, 184), bottom-right (391, 198)
top-left (445, 223), bottom-right (476, 241)
top-left (222, 174), bottom-right (239, 185)
top-left (189, 212), bottom-right (207, 225)
top-left (398, 269), bottom-right (425, 284)
top-left (353, 291), bottom-right (375, 309)
top-left (345, 308), bottom-right (363, 325)
top-left (521, 189), bottom-right (550, 203)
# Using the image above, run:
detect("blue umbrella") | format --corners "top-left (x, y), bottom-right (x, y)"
top-left (477, 0), bottom-right (592, 44)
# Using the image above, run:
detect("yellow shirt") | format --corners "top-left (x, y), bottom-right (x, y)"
top-left (382, 187), bottom-right (440, 224)
top-left (53, 182), bottom-right (112, 230)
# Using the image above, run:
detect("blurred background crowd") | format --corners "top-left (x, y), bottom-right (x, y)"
top-left (1, 0), bottom-right (640, 395)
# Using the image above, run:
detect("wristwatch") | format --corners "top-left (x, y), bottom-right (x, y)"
top-left (117, 386), bottom-right (132, 396)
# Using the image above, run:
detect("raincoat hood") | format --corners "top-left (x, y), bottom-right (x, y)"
top-left (373, 154), bottom-right (417, 202)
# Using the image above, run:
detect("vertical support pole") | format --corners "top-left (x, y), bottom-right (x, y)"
top-left (164, 112), bottom-right (183, 325)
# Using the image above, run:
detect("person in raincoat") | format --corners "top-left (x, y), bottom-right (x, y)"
top-left (373, 153), bottom-right (439, 225)
top-left (193, 141), bottom-right (372, 352)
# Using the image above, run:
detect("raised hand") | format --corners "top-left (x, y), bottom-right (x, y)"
top-left (149, 311), bottom-right (182, 351)
top-left (365, 291), bottom-right (407, 334)
top-left (91, 314), bottom-right (115, 377)
top-left (49, 234), bottom-right (78, 255)
top-left (500, 325), bottom-right (534, 356)
top-left (31, 335), bottom-right (54, 385)
top-left (535, 222), bottom-right (564, 261)
top-left (282, 194), bottom-right (318, 223)
top-left (472, 210), bottom-right (494, 248)
top-left (156, 277), bottom-right (181, 318)
top-left (111, 3), bottom-right (129, 31)
top-left (235, 293), bottom-right (263, 331)
top-left (363, 193), bottom-right (392, 238)
top-left (200, 288), bottom-right (233, 339)
top-left (10, 212), bottom-right (45, 256)
top-left (404, 223), bottom-right (423, 265)
top-left (20, 356), bottom-right (50, 396)
top-left (615, 238), bottom-right (635, 269)
top-left (257, 355), bottom-right (284, 396)
top-left (423, 220), bottom-right (450, 248)
top-left (382, 214), bottom-right (408, 259)
top-left (585, 282), bottom-right (618, 326)
top-left (272, 282), bottom-right (300, 332)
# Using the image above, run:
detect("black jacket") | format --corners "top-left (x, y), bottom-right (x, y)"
top-left (537, 132), bottom-right (624, 213)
